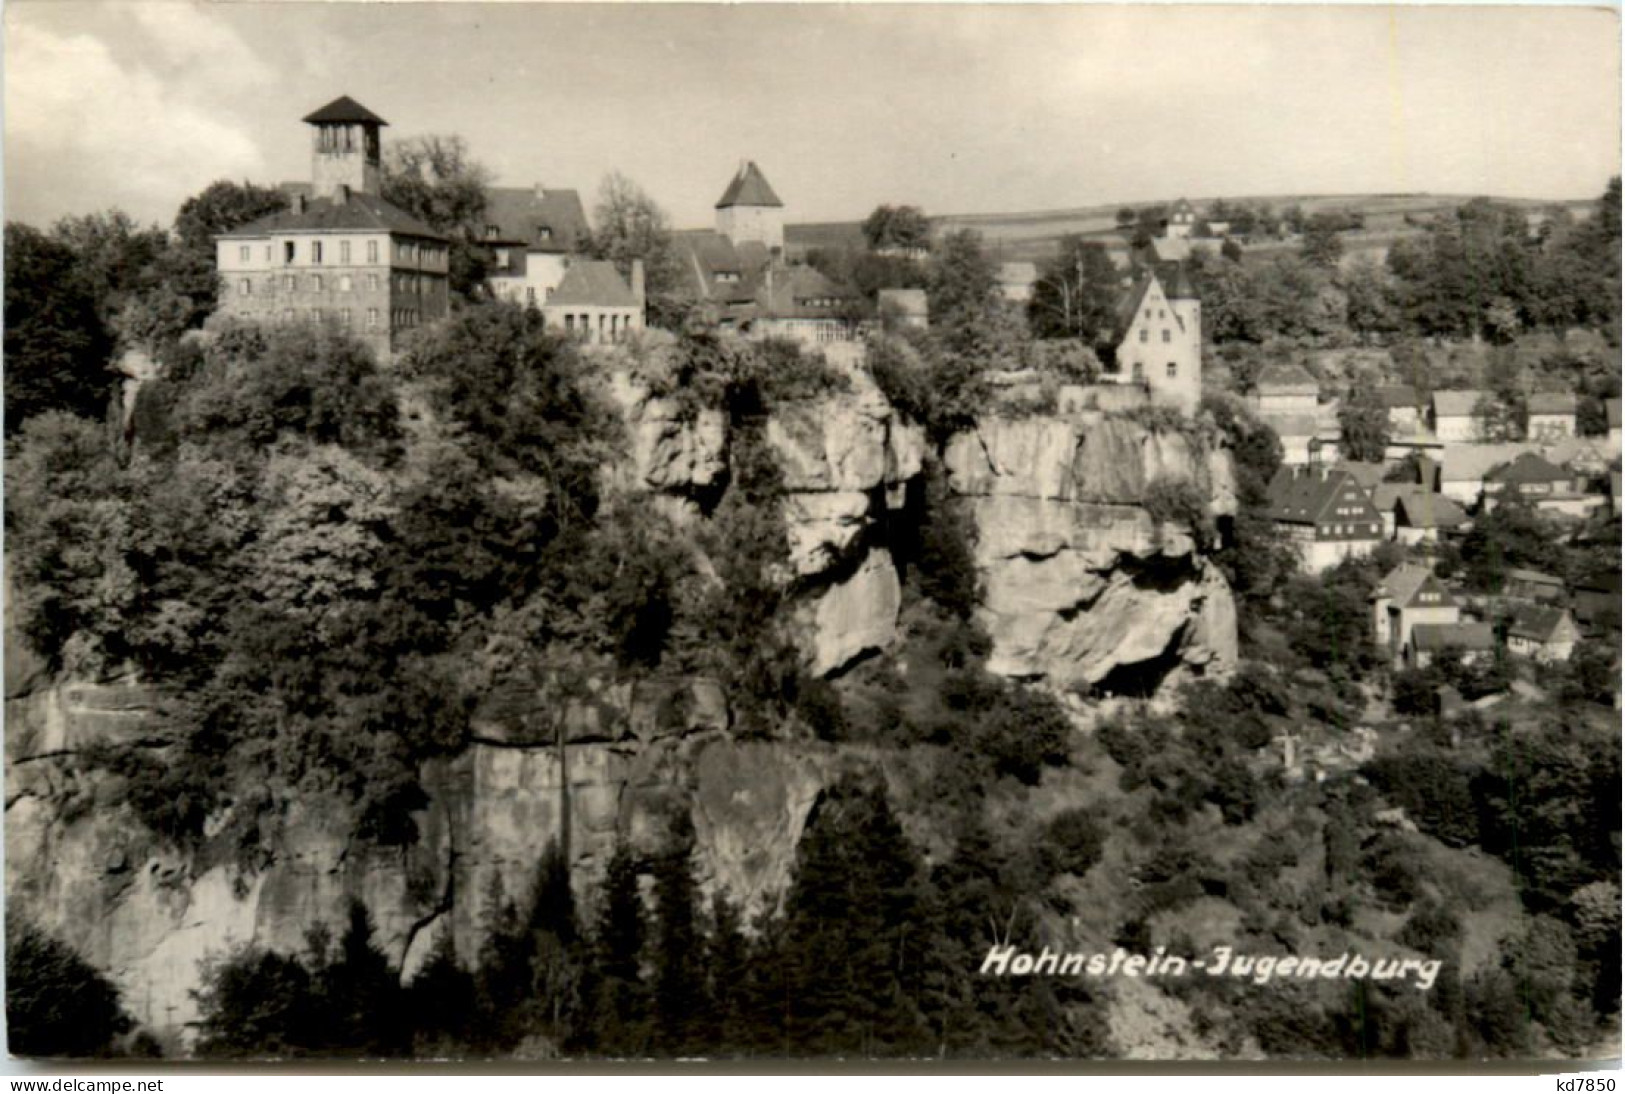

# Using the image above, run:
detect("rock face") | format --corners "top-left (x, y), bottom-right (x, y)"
top-left (4, 676), bottom-right (833, 1040)
top-left (944, 413), bottom-right (1239, 688)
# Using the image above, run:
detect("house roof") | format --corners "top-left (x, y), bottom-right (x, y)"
top-left (755, 264), bottom-right (856, 320)
top-left (716, 161), bottom-right (783, 209)
top-left (1265, 465), bottom-right (1380, 526)
top-left (1527, 391), bottom-right (1578, 415)
top-left (544, 260), bottom-right (639, 308)
top-left (1377, 384), bottom-right (1422, 410)
top-left (1505, 604), bottom-right (1575, 642)
top-left (218, 190), bottom-right (444, 240)
top-left (1257, 410), bottom-right (1340, 440)
top-left (1394, 489), bottom-right (1468, 529)
top-left (301, 95), bottom-right (387, 126)
top-left (670, 229), bottom-right (773, 304)
top-left (1337, 461), bottom-right (1386, 493)
top-left (1256, 361), bottom-right (1319, 394)
top-left (1411, 622), bottom-right (1496, 652)
top-left (483, 187), bottom-right (590, 253)
top-left (1432, 389), bottom-right (1487, 418)
top-left (1375, 562), bottom-right (1454, 609)
top-left (1505, 567), bottom-right (1564, 587)
top-left (1485, 451), bottom-right (1570, 486)
top-left (1439, 442), bottom-right (1539, 483)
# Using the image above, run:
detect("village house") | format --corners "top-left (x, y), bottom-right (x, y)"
top-left (1526, 391), bottom-right (1579, 441)
top-left (1431, 389), bottom-right (1488, 443)
top-left (483, 185), bottom-right (592, 308)
top-left (1265, 464), bottom-right (1384, 573)
top-left (1502, 567), bottom-right (1566, 604)
top-left (1378, 385), bottom-right (1424, 433)
top-left (1249, 361), bottom-right (1340, 465)
top-left (1572, 571), bottom-right (1622, 635)
top-left (1368, 483), bottom-right (1468, 545)
top-left (1437, 442), bottom-right (1538, 507)
top-left (1103, 265), bottom-right (1202, 415)
top-left (1503, 603), bottom-right (1582, 663)
top-left (215, 96), bottom-right (451, 358)
top-left (1481, 452), bottom-right (1598, 517)
top-left (749, 265), bottom-right (861, 344)
top-left (1370, 562), bottom-right (1462, 666)
top-left (1408, 622), bottom-right (1496, 670)
top-left (1254, 361), bottom-right (1320, 414)
top-left (540, 259), bottom-right (645, 345)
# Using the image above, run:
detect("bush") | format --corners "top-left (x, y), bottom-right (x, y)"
top-left (1038, 808), bottom-right (1106, 879)
top-left (1143, 478), bottom-right (1217, 550)
top-left (6, 918), bottom-right (132, 1057)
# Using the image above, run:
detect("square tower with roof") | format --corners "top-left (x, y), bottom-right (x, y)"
top-left (715, 161), bottom-right (785, 253)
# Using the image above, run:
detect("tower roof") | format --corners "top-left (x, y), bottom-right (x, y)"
top-left (302, 95), bottom-right (388, 127)
top-left (716, 161), bottom-right (783, 209)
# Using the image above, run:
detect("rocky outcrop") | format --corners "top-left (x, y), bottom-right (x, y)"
top-left (944, 412), bottom-right (1239, 689)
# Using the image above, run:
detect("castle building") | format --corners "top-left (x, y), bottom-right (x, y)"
top-left (483, 184), bottom-right (593, 308)
top-left (1104, 265), bottom-right (1202, 415)
top-left (214, 96), bottom-right (450, 359)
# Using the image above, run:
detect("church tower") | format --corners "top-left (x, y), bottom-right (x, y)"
top-left (303, 95), bottom-right (386, 200)
top-left (715, 161), bottom-right (785, 252)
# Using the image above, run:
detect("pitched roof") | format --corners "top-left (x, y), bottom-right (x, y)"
top-left (1337, 461), bottom-right (1386, 492)
top-left (716, 161), bottom-right (783, 209)
top-left (755, 264), bottom-right (856, 320)
top-left (1377, 384), bottom-right (1422, 410)
top-left (544, 260), bottom-right (640, 308)
top-left (1432, 389), bottom-right (1487, 418)
top-left (1527, 391), bottom-right (1578, 415)
top-left (218, 190), bottom-right (444, 240)
top-left (1485, 451), bottom-right (1570, 486)
top-left (1505, 567), bottom-right (1564, 587)
top-left (1256, 360), bottom-right (1320, 394)
top-left (1376, 562), bottom-right (1453, 609)
top-left (670, 229), bottom-right (772, 303)
top-left (1411, 622), bottom-right (1495, 652)
top-left (483, 187), bottom-right (590, 252)
top-left (1113, 273), bottom-right (1158, 336)
top-left (1265, 465), bottom-right (1380, 526)
top-left (1505, 604), bottom-right (1576, 642)
top-left (1394, 490), bottom-right (1468, 529)
top-left (302, 95), bottom-right (387, 126)
top-left (1439, 442), bottom-right (1539, 483)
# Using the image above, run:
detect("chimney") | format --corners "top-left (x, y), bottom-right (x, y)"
top-left (338, 183), bottom-right (350, 205)
top-left (631, 259), bottom-right (646, 308)
top-left (293, 193), bottom-right (307, 215)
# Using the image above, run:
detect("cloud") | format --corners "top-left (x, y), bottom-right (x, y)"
top-left (5, 13), bottom-right (267, 226)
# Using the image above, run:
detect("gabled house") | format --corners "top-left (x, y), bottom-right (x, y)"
top-left (1432, 389), bottom-right (1488, 443)
top-left (749, 265), bottom-right (861, 344)
top-left (1372, 485), bottom-right (1468, 545)
top-left (1371, 562), bottom-right (1461, 665)
top-left (1503, 604), bottom-right (1582, 663)
top-left (483, 185), bottom-right (592, 308)
top-left (1105, 265), bottom-right (1202, 415)
top-left (1438, 442), bottom-right (1539, 507)
top-left (1502, 568), bottom-right (1565, 603)
top-left (540, 260), bottom-right (645, 345)
top-left (1527, 391), bottom-right (1579, 441)
top-left (1265, 464), bottom-right (1384, 573)
top-left (1482, 452), bottom-right (1596, 516)
top-left (1378, 385), bottom-right (1424, 432)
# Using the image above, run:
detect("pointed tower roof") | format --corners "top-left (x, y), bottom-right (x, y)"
top-left (716, 161), bottom-right (783, 209)
top-left (302, 95), bottom-right (388, 126)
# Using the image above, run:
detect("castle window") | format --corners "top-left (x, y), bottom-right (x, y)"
top-left (339, 275), bottom-right (352, 292)
top-left (368, 275), bottom-right (380, 292)
top-left (265, 246), bottom-right (273, 263)
top-left (238, 245), bottom-right (250, 263)
top-left (1162, 329), bottom-right (1171, 343)
top-left (340, 241), bottom-right (352, 264)
top-left (312, 242), bottom-right (323, 265)
top-left (341, 309), bottom-right (352, 328)
top-left (284, 241), bottom-right (296, 264)
top-left (367, 240), bottom-right (379, 264)
top-left (368, 308), bottom-right (379, 328)
top-left (1139, 329), bottom-right (1149, 344)
top-left (283, 274), bottom-right (295, 292)
top-left (526, 287), bottom-right (536, 305)
top-left (239, 279), bottom-right (251, 296)
top-left (1166, 362), bottom-right (1177, 378)
top-left (312, 275), bottom-right (324, 292)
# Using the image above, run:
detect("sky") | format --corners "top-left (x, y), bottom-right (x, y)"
top-left (5, 2), bottom-right (1620, 232)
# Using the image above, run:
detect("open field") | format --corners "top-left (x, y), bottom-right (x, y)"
top-left (787, 193), bottom-right (1598, 266)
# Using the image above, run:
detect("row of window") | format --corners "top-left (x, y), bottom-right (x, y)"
top-left (560, 312), bottom-right (636, 343)
top-left (1320, 522), bottom-right (1379, 538)
top-left (238, 273), bottom-right (436, 296)
top-left (237, 239), bottom-right (446, 269)
top-left (1139, 328), bottom-right (1177, 344)
top-left (264, 306), bottom-right (421, 330)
